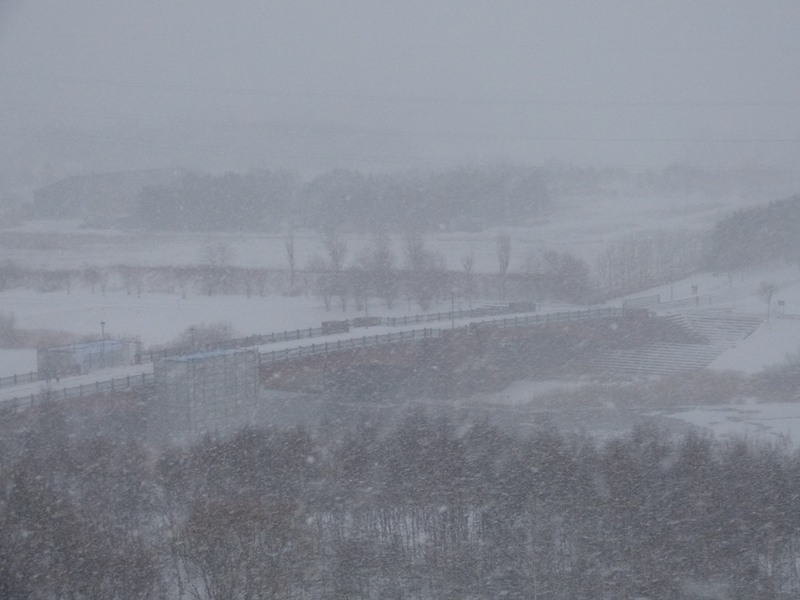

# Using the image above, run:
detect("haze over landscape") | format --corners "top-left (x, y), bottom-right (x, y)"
top-left (3, 2), bottom-right (800, 598)
top-left (1, 0), bottom-right (800, 183)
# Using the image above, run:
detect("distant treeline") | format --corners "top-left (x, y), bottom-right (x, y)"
top-left (3, 404), bottom-right (800, 599)
top-left (707, 194), bottom-right (800, 271)
top-left (28, 162), bottom-right (783, 233)
top-left (133, 166), bottom-right (549, 232)
top-left (131, 163), bottom-right (774, 233)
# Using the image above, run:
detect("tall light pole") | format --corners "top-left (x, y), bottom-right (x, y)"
top-left (451, 292), bottom-right (455, 329)
top-left (100, 321), bottom-right (105, 368)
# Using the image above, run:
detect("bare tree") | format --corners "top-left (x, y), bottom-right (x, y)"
top-left (461, 250), bottom-right (475, 307)
top-left (496, 232), bottom-right (511, 300)
top-left (201, 241), bottom-right (234, 267)
top-left (404, 231), bottom-right (426, 272)
top-left (176, 498), bottom-right (303, 600)
top-left (541, 251), bottom-right (591, 304)
top-left (200, 241), bottom-right (235, 296)
top-left (404, 231), bottom-right (441, 310)
top-left (175, 322), bottom-right (236, 351)
top-left (175, 267), bottom-right (191, 299)
top-left (284, 230), bottom-right (296, 287)
top-left (361, 233), bottom-right (398, 309)
top-left (83, 266), bottom-right (101, 294)
top-left (758, 281), bottom-right (778, 321)
top-left (323, 230), bottom-right (348, 272)
top-left (307, 255), bottom-right (333, 311)
top-left (348, 265), bottom-right (369, 311)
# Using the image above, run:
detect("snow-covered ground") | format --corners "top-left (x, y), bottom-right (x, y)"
top-left (4, 193), bottom-right (800, 448)
top-left (0, 288), bottom-right (336, 349)
top-left (0, 192), bottom-right (767, 272)
top-left (655, 402), bottom-right (800, 447)
top-left (0, 309), bottom-right (567, 401)
top-left (708, 319), bottom-right (800, 374)
top-left (0, 349), bottom-right (37, 377)
top-left (460, 378), bottom-right (800, 447)
top-left (0, 362), bottom-right (152, 404)
top-left (2, 253), bottom-right (800, 379)
top-left (613, 263), bottom-right (800, 374)
top-left (465, 379), bottom-right (589, 407)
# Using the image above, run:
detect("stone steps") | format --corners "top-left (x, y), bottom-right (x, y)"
top-left (588, 311), bottom-right (763, 376)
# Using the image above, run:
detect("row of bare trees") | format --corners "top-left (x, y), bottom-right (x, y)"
top-left (303, 230), bottom-right (593, 310)
top-left (306, 231), bottom-right (459, 312)
top-left (3, 403), bottom-right (800, 599)
top-left (7, 225), bottom-right (695, 306)
top-left (595, 230), bottom-right (704, 296)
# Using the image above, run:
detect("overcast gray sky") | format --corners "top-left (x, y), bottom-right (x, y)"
top-left (1, 0), bottom-right (799, 182)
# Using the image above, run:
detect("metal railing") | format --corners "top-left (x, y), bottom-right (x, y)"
top-left (623, 295), bottom-right (660, 308)
top-left (0, 372), bottom-right (154, 410)
top-left (261, 328), bottom-right (441, 364)
top-left (135, 304), bottom-right (534, 363)
top-left (0, 371), bottom-right (39, 389)
top-left (2, 306), bottom-right (529, 387)
top-left (260, 307), bottom-right (623, 364)
top-left (0, 307), bottom-right (622, 408)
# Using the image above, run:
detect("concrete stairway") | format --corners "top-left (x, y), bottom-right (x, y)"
top-left (589, 311), bottom-right (763, 376)
top-left (664, 312), bottom-right (763, 346)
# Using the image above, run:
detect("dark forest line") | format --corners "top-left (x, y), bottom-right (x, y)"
top-left (129, 163), bottom-right (778, 234)
top-left (132, 166), bottom-right (550, 233)
top-left (24, 161), bottom-right (766, 233)
top-left (2, 403), bottom-right (800, 599)
top-left (706, 194), bottom-right (800, 272)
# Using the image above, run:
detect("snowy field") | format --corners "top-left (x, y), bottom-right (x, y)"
top-left (0, 192), bottom-right (766, 272)
top-left (456, 378), bottom-right (800, 447)
top-left (655, 402), bottom-right (800, 447)
top-left (0, 193), bottom-right (727, 365)
top-left (5, 259), bottom-right (799, 376)
top-left (0, 191), bottom-right (782, 348)
top-left (0, 288), bottom-right (340, 350)
top-left (4, 191), bottom-right (800, 448)
top-left (709, 319), bottom-right (800, 374)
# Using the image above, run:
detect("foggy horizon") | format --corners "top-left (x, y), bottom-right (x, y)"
top-left (1, 0), bottom-right (799, 186)
top-left (6, 5), bottom-right (800, 597)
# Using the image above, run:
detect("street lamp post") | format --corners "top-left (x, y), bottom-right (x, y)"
top-left (100, 321), bottom-right (105, 368)
top-left (451, 292), bottom-right (455, 329)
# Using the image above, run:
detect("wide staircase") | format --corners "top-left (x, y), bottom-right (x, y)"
top-left (589, 311), bottom-right (763, 376)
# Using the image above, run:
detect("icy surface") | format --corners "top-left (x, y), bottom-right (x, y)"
top-left (656, 402), bottom-right (800, 446)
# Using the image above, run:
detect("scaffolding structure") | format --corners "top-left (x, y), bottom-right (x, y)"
top-left (153, 348), bottom-right (259, 442)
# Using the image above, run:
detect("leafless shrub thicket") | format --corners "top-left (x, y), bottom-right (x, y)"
top-left (596, 230), bottom-right (703, 296)
top-left (3, 405), bottom-right (800, 599)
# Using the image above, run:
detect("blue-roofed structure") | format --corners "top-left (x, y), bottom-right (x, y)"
top-left (37, 339), bottom-right (139, 379)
